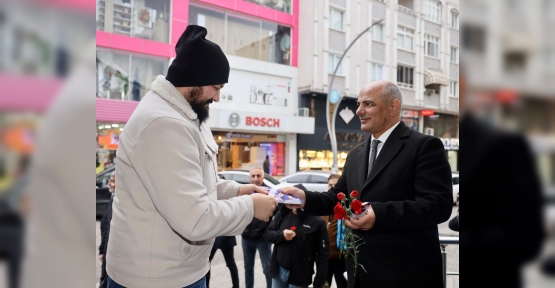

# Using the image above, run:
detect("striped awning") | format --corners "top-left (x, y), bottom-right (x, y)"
top-left (424, 69), bottom-right (449, 86)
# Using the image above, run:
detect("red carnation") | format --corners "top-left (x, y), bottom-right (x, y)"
top-left (337, 192), bottom-right (346, 201)
top-left (351, 199), bottom-right (363, 215)
top-left (290, 226), bottom-right (296, 231)
top-left (334, 202), bottom-right (347, 220)
top-left (350, 190), bottom-right (359, 198)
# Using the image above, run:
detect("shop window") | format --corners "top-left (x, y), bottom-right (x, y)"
top-left (189, 4), bottom-right (291, 66)
top-left (96, 0), bottom-right (171, 43)
top-left (244, 0), bottom-right (293, 14)
top-left (96, 50), bottom-right (168, 100)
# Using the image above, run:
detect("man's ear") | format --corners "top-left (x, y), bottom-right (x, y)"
top-left (390, 99), bottom-right (401, 116)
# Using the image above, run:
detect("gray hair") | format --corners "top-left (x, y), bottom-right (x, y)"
top-left (382, 82), bottom-right (403, 106)
top-left (250, 167), bottom-right (265, 177)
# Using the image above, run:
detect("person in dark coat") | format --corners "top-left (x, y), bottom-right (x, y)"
top-left (98, 172), bottom-right (115, 288)
top-left (206, 236), bottom-right (240, 288)
top-left (280, 81), bottom-right (453, 288)
top-left (263, 156), bottom-right (270, 175)
top-left (264, 185), bottom-right (329, 288)
top-left (459, 66), bottom-right (543, 287)
top-left (321, 174), bottom-right (347, 288)
top-left (241, 167), bottom-right (273, 288)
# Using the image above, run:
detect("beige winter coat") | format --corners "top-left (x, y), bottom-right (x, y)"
top-left (106, 75), bottom-right (254, 287)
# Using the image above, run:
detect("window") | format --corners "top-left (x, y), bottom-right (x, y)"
top-left (397, 26), bottom-right (414, 51)
top-left (423, 0), bottom-right (441, 23)
top-left (310, 175), bottom-right (329, 184)
top-left (329, 8), bottom-right (344, 31)
top-left (96, 50), bottom-right (168, 101)
top-left (96, 0), bottom-right (171, 43)
top-left (425, 34), bottom-right (440, 58)
top-left (189, 5), bottom-right (292, 65)
top-left (451, 11), bottom-right (459, 29)
top-left (371, 63), bottom-right (384, 81)
top-left (449, 81), bottom-right (458, 97)
top-left (373, 24), bottom-right (384, 42)
top-left (284, 175), bottom-right (310, 183)
top-left (328, 53), bottom-right (343, 75)
top-left (450, 47), bottom-right (458, 63)
top-left (397, 65), bottom-right (414, 89)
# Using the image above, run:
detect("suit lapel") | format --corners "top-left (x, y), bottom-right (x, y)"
top-left (362, 122), bottom-right (411, 190)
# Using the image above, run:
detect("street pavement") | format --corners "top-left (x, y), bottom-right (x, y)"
top-left (95, 206), bottom-right (460, 288)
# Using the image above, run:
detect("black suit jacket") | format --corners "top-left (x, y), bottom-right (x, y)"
top-left (304, 121), bottom-right (453, 288)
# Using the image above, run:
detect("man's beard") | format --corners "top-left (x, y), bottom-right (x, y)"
top-left (187, 87), bottom-right (213, 123)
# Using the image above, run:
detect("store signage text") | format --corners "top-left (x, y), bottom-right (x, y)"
top-left (440, 138), bottom-right (459, 150)
top-left (246, 116), bottom-right (280, 128)
top-left (324, 132), bottom-right (366, 143)
top-left (421, 110), bottom-right (435, 116)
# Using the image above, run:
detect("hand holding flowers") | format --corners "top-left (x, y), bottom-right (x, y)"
top-left (335, 190), bottom-right (367, 276)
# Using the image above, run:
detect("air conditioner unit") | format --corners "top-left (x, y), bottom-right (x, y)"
top-left (424, 127), bottom-right (435, 135)
top-left (297, 107), bottom-right (309, 117)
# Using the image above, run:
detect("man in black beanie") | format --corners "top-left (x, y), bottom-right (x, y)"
top-left (165, 24), bottom-right (231, 122)
top-left (105, 25), bottom-right (278, 288)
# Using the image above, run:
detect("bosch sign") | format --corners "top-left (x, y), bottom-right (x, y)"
top-left (246, 116), bottom-right (280, 127)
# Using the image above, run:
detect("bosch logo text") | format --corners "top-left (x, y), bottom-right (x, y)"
top-left (246, 116), bottom-right (280, 128)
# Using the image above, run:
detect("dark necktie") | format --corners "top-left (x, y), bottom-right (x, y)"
top-left (367, 139), bottom-right (381, 178)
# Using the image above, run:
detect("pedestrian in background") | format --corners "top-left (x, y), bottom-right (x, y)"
top-left (265, 185), bottom-right (329, 288)
top-left (98, 172), bottom-right (115, 288)
top-left (321, 174), bottom-right (346, 288)
top-left (241, 167), bottom-right (273, 288)
top-left (106, 25), bottom-right (277, 288)
top-left (263, 156), bottom-right (270, 175)
top-left (206, 236), bottom-right (240, 288)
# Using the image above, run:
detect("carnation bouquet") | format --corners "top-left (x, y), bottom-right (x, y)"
top-left (334, 190), bottom-right (366, 276)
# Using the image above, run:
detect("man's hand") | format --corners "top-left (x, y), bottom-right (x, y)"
top-left (250, 193), bottom-right (278, 222)
top-left (99, 254), bottom-right (104, 262)
top-left (279, 186), bottom-right (306, 209)
top-left (238, 184), bottom-right (268, 197)
top-left (345, 204), bottom-right (376, 231)
top-left (283, 229), bottom-right (296, 241)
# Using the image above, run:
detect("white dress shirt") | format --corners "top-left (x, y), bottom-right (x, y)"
top-left (368, 121), bottom-right (401, 169)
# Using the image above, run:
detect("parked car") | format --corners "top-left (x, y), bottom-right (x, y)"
top-left (277, 171), bottom-right (332, 192)
top-left (96, 166), bottom-right (115, 217)
top-left (452, 173), bottom-right (459, 204)
top-left (218, 170), bottom-right (281, 187)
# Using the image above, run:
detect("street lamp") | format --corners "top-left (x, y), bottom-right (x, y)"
top-left (326, 19), bottom-right (383, 174)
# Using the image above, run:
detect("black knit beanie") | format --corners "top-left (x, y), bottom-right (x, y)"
top-left (166, 25), bottom-right (230, 87)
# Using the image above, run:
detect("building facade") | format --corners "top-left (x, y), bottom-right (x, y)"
top-left (296, 0), bottom-right (459, 172)
top-left (95, 0), bottom-right (314, 177)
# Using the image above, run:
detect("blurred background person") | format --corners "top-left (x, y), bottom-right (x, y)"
top-left (241, 167), bottom-right (273, 288)
top-left (264, 185), bottom-right (329, 288)
top-left (320, 174), bottom-right (346, 288)
top-left (459, 63), bottom-right (544, 287)
top-left (206, 236), bottom-right (240, 288)
top-left (98, 172), bottom-right (115, 288)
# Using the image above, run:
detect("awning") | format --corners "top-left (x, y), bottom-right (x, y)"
top-left (424, 69), bottom-right (449, 86)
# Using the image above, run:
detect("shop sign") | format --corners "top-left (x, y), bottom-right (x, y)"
top-left (324, 132), bottom-right (366, 149)
top-left (339, 107), bottom-right (355, 125)
top-left (329, 89), bottom-right (340, 104)
top-left (421, 110), bottom-right (435, 116)
top-left (440, 138), bottom-right (459, 150)
top-left (246, 116), bottom-right (280, 128)
top-left (226, 132), bottom-right (253, 139)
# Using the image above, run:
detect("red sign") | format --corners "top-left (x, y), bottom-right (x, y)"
top-left (421, 110), bottom-right (435, 116)
top-left (246, 116), bottom-right (280, 128)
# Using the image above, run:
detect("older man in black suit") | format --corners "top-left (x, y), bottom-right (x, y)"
top-left (282, 80), bottom-right (453, 288)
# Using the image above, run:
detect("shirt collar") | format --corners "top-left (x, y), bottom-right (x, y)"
top-left (371, 121), bottom-right (401, 144)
